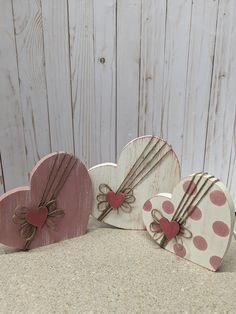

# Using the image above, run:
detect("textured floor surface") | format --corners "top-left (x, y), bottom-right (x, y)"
top-left (0, 218), bottom-right (236, 314)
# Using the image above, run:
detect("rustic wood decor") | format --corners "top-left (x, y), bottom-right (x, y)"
top-left (0, 152), bottom-right (92, 250)
top-left (143, 172), bottom-right (235, 271)
top-left (89, 136), bottom-right (180, 229)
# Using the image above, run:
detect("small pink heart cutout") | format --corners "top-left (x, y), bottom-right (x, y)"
top-left (25, 206), bottom-right (48, 228)
top-left (106, 192), bottom-right (125, 209)
top-left (159, 217), bottom-right (180, 240)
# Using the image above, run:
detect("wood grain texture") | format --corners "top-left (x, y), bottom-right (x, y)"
top-left (161, 0), bottom-right (192, 162)
top-left (93, 0), bottom-right (117, 163)
top-left (143, 173), bottom-right (235, 271)
top-left (0, 152), bottom-right (92, 249)
top-left (0, 0), bottom-right (236, 209)
top-left (138, 0), bottom-right (166, 137)
top-left (41, 0), bottom-right (74, 152)
top-left (89, 136), bottom-right (180, 230)
top-left (182, 0), bottom-right (219, 176)
top-left (0, 0), bottom-right (28, 189)
top-left (116, 0), bottom-right (141, 154)
top-left (224, 0), bottom-right (236, 202)
top-left (204, 0), bottom-right (236, 184)
top-left (68, 0), bottom-right (97, 167)
top-left (12, 0), bottom-right (51, 172)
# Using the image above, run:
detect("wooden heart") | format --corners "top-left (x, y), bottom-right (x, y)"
top-left (0, 152), bottom-right (92, 250)
top-left (89, 136), bottom-right (180, 229)
top-left (143, 173), bottom-right (235, 271)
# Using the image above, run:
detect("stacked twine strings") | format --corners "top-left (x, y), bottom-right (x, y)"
top-left (97, 136), bottom-right (173, 221)
top-left (13, 153), bottom-right (78, 250)
top-left (156, 172), bottom-right (219, 248)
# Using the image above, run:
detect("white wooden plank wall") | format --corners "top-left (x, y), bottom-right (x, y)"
top-left (0, 0), bottom-right (236, 205)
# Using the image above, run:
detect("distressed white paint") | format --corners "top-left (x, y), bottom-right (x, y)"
top-left (162, 0), bottom-right (192, 161)
top-left (69, 0), bottom-right (97, 167)
top-left (204, 0), bottom-right (236, 184)
top-left (41, 0), bottom-right (74, 152)
top-left (93, 0), bottom-right (117, 163)
top-left (182, 0), bottom-right (219, 176)
top-left (116, 0), bottom-right (141, 154)
top-left (0, 0), bottom-right (236, 208)
top-left (12, 0), bottom-right (51, 172)
top-left (89, 136), bottom-right (180, 229)
top-left (0, 0), bottom-right (28, 189)
top-left (139, 0), bottom-right (166, 137)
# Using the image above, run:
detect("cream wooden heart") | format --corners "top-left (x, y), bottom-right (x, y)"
top-left (143, 173), bottom-right (235, 271)
top-left (0, 152), bottom-right (92, 250)
top-left (89, 136), bottom-right (180, 229)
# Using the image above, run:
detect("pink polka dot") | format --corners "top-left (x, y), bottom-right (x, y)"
top-left (193, 236), bottom-right (208, 251)
top-left (143, 200), bottom-right (152, 211)
top-left (183, 180), bottom-right (197, 195)
top-left (188, 206), bottom-right (202, 220)
top-left (210, 190), bottom-right (226, 206)
top-left (151, 223), bottom-right (161, 233)
top-left (210, 256), bottom-right (222, 271)
top-left (162, 200), bottom-right (174, 214)
top-left (173, 243), bottom-right (186, 258)
top-left (212, 221), bottom-right (229, 237)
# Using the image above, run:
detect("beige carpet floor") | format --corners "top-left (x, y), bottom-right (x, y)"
top-left (0, 218), bottom-right (236, 314)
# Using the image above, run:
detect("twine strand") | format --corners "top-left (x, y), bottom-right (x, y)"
top-left (159, 173), bottom-right (219, 248)
top-left (13, 152), bottom-right (77, 250)
top-left (97, 137), bottom-right (172, 221)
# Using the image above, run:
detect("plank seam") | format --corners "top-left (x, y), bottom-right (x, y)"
top-left (10, 0), bottom-right (28, 161)
top-left (182, 0), bottom-right (194, 168)
top-left (203, 0), bottom-right (220, 170)
top-left (137, 0), bottom-right (143, 137)
top-left (0, 152), bottom-right (6, 193)
top-left (66, 0), bottom-right (75, 155)
top-left (39, 0), bottom-right (52, 153)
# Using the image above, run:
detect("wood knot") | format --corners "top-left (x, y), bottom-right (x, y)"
top-left (99, 57), bottom-right (106, 64)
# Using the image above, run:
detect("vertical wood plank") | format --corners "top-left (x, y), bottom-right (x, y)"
top-left (116, 0), bottom-right (141, 154)
top-left (12, 0), bottom-right (51, 172)
top-left (204, 0), bottom-right (236, 184)
top-left (138, 0), bottom-right (166, 137)
top-left (162, 0), bottom-right (192, 163)
top-left (41, 0), bottom-right (74, 152)
top-left (181, 0), bottom-right (219, 176)
top-left (68, 0), bottom-right (96, 167)
top-left (221, 0), bottom-right (236, 201)
top-left (0, 154), bottom-right (5, 194)
top-left (93, 0), bottom-right (116, 163)
top-left (0, 0), bottom-right (27, 189)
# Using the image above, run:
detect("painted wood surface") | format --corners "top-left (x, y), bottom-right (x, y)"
top-left (12, 0), bottom-right (51, 173)
top-left (143, 173), bottom-right (235, 271)
top-left (89, 136), bottom-right (180, 229)
top-left (0, 152), bottom-right (92, 249)
top-left (0, 0), bottom-right (236, 206)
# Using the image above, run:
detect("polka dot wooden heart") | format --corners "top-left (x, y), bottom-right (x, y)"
top-left (0, 152), bottom-right (92, 250)
top-left (143, 173), bottom-right (235, 271)
top-left (89, 136), bottom-right (180, 229)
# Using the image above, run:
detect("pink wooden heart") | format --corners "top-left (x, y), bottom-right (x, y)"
top-left (25, 206), bottom-right (48, 228)
top-left (106, 192), bottom-right (125, 209)
top-left (0, 152), bottom-right (92, 250)
top-left (159, 217), bottom-right (180, 240)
